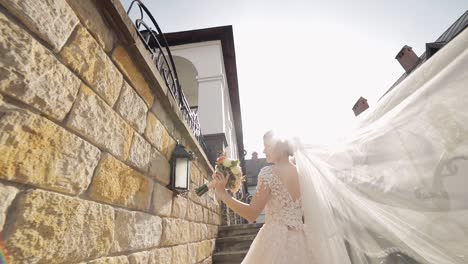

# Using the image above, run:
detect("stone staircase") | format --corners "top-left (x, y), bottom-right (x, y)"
top-left (213, 223), bottom-right (263, 264)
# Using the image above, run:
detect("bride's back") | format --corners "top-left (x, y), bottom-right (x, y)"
top-left (271, 164), bottom-right (301, 202)
top-left (257, 165), bottom-right (303, 229)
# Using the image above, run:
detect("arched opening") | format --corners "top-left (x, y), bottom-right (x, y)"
top-left (173, 56), bottom-right (199, 111)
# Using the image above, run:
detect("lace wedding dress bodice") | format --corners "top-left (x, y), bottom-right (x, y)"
top-left (257, 166), bottom-right (304, 229)
top-left (241, 165), bottom-right (316, 263)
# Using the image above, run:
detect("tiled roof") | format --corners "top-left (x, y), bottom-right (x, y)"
top-left (379, 10), bottom-right (468, 100)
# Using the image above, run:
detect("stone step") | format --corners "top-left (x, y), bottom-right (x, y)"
top-left (215, 234), bottom-right (257, 252)
top-left (213, 250), bottom-right (248, 264)
top-left (218, 223), bottom-right (263, 231)
top-left (217, 223), bottom-right (263, 238)
top-left (217, 227), bottom-right (261, 238)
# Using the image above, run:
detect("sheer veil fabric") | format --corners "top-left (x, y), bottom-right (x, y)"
top-left (295, 28), bottom-right (468, 264)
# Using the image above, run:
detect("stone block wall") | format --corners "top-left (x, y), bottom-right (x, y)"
top-left (0, 0), bottom-right (220, 263)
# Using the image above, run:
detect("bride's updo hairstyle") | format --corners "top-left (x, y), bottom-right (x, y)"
top-left (263, 130), bottom-right (295, 157)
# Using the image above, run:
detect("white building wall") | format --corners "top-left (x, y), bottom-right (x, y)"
top-left (170, 41), bottom-right (240, 160)
top-left (196, 76), bottom-right (225, 134)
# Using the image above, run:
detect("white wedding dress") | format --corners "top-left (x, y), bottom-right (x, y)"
top-left (240, 27), bottom-right (467, 264)
top-left (292, 27), bottom-right (468, 264)
top-left (241, 165), bottom-right (318, 263)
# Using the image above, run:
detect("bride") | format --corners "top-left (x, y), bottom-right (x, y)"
top-left (213, 130), bottom-right (317, 263)
top-left (212, 25), bottom-right (468, 264)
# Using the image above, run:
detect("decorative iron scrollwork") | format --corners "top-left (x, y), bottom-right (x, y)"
top-left (127, 0), bottom-right (208, 154)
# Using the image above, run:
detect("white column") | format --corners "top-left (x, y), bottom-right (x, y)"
top-left (197, 75), bottom-right (225, 135)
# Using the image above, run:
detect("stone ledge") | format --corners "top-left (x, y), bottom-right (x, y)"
top-left (65, 0), bottom-right (117, 52)
top-left (99, 0), bottom-right (213, 173)
top-left (112, 46), bottom-right (155, 108)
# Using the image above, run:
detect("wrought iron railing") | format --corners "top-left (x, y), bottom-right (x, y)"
top-left (246, 175), bottom-right (257, 186)
top-left (126, 0), bottom-right (208, 154)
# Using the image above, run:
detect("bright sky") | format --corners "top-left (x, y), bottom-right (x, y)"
top-left (121, 0), bottom-right (467, 157)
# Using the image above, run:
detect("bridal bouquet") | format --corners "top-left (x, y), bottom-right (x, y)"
top-left (195, 154), bottom-right (245, 196)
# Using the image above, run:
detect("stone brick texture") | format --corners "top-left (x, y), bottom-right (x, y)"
top-left (0, 0), bottom-right (220, 263)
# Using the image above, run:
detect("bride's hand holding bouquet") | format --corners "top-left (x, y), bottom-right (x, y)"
top-left (212, 170), bottom-right (230, 201)
top-left (194, 154), bottom-right (244, 197)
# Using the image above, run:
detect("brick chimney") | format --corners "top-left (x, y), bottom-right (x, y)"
top-left (352, 97), bottom-right (369, 116)
top-left (395, 45), bottom-right (420, 73)
top-left (252, 152), bottom-right (258, 160)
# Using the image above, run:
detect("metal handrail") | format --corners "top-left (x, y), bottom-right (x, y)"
top-left (126, 0), bottom-right (208, 154)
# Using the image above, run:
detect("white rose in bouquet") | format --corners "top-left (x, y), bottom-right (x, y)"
top-left (230, 166), bottom-right (242, 175)
top-left (195, 154), bottom-right (244, 196)
top-left (223, 158), bottom-right (233, 167)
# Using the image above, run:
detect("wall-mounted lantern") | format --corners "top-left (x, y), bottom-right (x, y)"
top-left (169, 142), bottom-right (195, 194)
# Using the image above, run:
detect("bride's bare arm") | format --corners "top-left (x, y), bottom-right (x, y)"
top-left (213, 172), bottom-right (270, 222)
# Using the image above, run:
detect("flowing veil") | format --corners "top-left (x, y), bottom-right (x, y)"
top-left (295, 28), bottom-right (468, 264)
